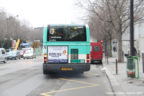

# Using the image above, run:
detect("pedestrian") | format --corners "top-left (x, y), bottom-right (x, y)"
top-left (134, 47), bottom-right (137, 56)
top-left (113, 46), bottom-right (116, 52)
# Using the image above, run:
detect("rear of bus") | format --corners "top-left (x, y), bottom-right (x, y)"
top-left (43, 24), bottom-right (90, 74)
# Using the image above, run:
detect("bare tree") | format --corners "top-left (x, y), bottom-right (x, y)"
top-left (77, 0), bottom-right (144, 62)
top-left (0, 11), bottom-right (7, 47)
top-left (88, 12), bottom-right (114, 57)
top-left (0, 9), bottom-right (43, 49)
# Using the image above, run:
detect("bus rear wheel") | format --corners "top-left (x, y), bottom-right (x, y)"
top-left (99, 60), bottom-right (102, 64)
top-left (43, 70), bottom-right (55, 75)
top-left (91, 60), bottom-right (94, 64)
top-left (3, 61), bottom-right (6, 63)
top-left (43, 69), bottom-right (48, 74)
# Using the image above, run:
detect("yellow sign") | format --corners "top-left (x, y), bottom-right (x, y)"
top-left (14, 38), bottom-right (20, 50)
top-left (74, 27), bottom-right (78, 30)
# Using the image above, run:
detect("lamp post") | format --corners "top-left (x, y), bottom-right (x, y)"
top-left (127, 0), bottom-right (137, 79)
top-left (15, 15), bottom-right (19, 39)
top-left (130, 0), bottom-right (134, 56)
top-left (6, 18), bottom-right (9, 48)
top-left (6, 18), bottom-right (9, 38)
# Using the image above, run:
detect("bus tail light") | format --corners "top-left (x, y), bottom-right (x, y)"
top-left (87, 54), bottom-right (90, 63)
top-left (44, 54), bottom-right (47, 63)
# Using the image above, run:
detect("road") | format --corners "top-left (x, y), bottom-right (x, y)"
top-left (0, 56), bottom-right (113, 96)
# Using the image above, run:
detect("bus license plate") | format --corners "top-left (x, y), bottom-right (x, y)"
top-left (61, 68), bottom-right (72, 71)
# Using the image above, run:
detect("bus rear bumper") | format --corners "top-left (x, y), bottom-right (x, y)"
top-left (43, 63), bottom-right (90, 73)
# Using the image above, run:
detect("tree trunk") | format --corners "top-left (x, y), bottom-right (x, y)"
top-left (118, 34), bottom-right (124, 62)
top-left (107, 40), bottom-right (112, 57)
top-left (109, 38), bottom-right (112, 57)
top-left (1, 40), bottom-right (5, 48)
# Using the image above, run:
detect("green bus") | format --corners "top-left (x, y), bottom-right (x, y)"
top-left (43, 24), bottom-right (90, 74)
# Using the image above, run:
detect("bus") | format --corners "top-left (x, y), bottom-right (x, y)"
top-left (43, 24), bottom-right (91, 74)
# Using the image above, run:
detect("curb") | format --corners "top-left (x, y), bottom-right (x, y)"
top-left (104, 67), bottom-right (127, 96)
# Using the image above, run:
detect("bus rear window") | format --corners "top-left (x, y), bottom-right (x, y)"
top-left (47, 25), bottom-right (86, 41)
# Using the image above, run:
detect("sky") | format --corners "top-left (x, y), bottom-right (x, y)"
top-left (0, 0), bottom-right (85, 27)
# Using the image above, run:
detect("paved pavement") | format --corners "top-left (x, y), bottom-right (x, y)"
top-left (103, 56), bottom-right (144, 96)
top-left (0, 56), bottom-right (113, 96)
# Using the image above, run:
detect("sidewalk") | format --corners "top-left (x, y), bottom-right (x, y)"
top-left (103, 57), bottom-right (144, 96)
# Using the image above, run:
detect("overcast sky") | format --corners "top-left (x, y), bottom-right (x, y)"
top-left (0, 0), bottom-right (85, 27)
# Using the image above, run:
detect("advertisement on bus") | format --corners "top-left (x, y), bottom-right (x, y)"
top-left (48, 46), bottom-right (68, 63)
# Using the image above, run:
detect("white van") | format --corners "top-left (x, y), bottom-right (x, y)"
top-left (0, 48), bottom-right (6, 63)
top-left (23, 48), bottom-right (36, 59)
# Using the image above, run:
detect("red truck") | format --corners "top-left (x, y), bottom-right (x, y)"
top-left (90, 42), bottom-right (103, 64)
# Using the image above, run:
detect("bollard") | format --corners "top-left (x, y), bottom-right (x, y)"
top-left (142, 53), bottom-right (144, 73)
top-left (116, 59), bottom-right (118, 75)
top-left (106, 52), bottom-right (109, 64)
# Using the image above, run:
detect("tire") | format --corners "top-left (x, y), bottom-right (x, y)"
top-left (92, 60), bottom-right (97, 64)
top-left (3, 61), bottom-right (6, 63)
top-left (78, 72), bottom-right (84, 74)
top-left (43, 69), bottom-right (48, 74)
top-left (45, 72), bottom-right (55, 74)
top-left (91, 60), bottom-right (93, 64)
top-left (43, 65), bottom-right (48, 74)
top-left (100, 60), bottom-right (102, 64)
top-left (43, 67), bottom-right (55, 75)
top-left (96, 60), bottom-right (102, 65)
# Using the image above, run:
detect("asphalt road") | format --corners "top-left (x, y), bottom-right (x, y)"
top-left (0, 56), bottom-right (113, 96)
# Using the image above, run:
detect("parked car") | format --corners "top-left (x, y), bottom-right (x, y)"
top-left (23, 48), bottom-right (36, 59)
top-left (0, 48), bottom-right (6, 63)
top-left (6, 50), bottom-right (21, 60)
top-left (90, 42), bottom-right (103, 64)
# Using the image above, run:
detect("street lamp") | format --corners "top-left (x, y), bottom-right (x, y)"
top-left (15, 15), bottom-right (19, 39)
top-left (130, 0), bottom-right (134, 56)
